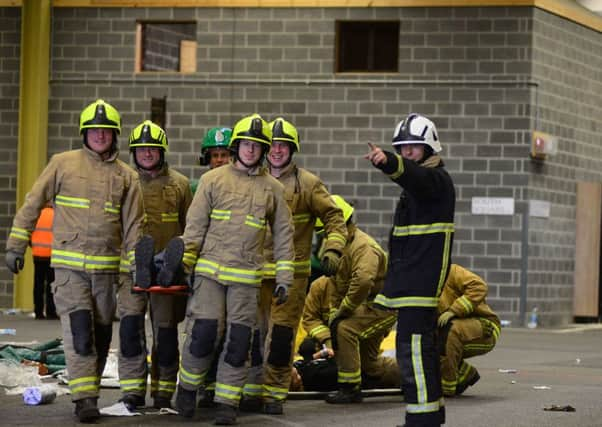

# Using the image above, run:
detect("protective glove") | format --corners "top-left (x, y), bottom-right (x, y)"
top-left (273, 283), bottom-right (289, 305)
top-left (320, 250), bottom-right (341, 277)
top-left (5, 250), bottom-right (25, 274)
top-left (438, 310), bottom-right (455, 328)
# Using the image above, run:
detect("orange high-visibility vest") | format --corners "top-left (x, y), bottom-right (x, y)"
top-left (31, 207), bottom-right (54, 258)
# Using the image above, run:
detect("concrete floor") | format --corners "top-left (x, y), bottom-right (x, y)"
top-left (2, 313), bottom-right (602, 426)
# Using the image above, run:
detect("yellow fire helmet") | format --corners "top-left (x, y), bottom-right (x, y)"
top-left (315, 195), bottom-right (354, 228)
top-left (79, 99), bottom-right (121, 135)
top-left (128, 120), bottom-right (169, 152)
top-left (229, 113), bottom-right (272, 149)
top-left (270, 117), bottom-right (300, 152)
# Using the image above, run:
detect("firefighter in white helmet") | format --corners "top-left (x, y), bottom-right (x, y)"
top-left (175, 114), bottom-right (294, 426)
top-left (366, 113), bottom-right (455, 427)
top-left (240, 118), bottom-right (347, 415)
top-left (116, 120), bottom-right (193, 410)
top-left (5, 99), bottom-right (145, 422)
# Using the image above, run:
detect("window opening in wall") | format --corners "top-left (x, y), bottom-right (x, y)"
top-left (136, 21), bottom-right (197, 73)
top-left (335, 21), bottom-right (399, 73)
top-left (151, 96), bottom-right (167, 131)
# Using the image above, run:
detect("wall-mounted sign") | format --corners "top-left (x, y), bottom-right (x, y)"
top-left (471, 197), bottom-right (515, 215)
top-left (529, 200), bottom-right (551, 218)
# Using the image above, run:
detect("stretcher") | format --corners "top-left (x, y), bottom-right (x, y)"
top-left (132, 285), bottom-right (190, 295)
top-left (288, 388), bottom-right (402, 400)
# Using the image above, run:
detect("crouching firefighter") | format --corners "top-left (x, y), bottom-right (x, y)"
top-left (438, 264), bottom-right (500, 397)
top-left (175, 114), bottom-right (294, 425)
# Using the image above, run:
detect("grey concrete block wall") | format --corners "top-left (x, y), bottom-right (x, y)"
top-left (1, 5), bottom-right (601, 326)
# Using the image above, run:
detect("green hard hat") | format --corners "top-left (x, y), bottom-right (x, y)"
top-left (202, 127), bottom-right (232, 153)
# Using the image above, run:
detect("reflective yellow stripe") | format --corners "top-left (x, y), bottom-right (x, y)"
top-left (411, 334), bottom-right (428, 405)
top-left (215, 383), bottom-right (242, 403)
top-left (406, 400), bottom-right (441, 414)
top-left (195, 258), bottom-right (263, 285)
top-left (9, 227), bottom-right (30, 241)
top-left (392, 222), bottom-right (454, 237)
top-left (262, 384), bottom-right (288, 401)
top-left (309, 325), bottom-right (329, 338)
top-left (436, 229), bottom-right (453, 297)
top-left (327, 232), bottom-right (346, 246)
top-left (338, 369), bottom-right (361, 384)
top-left (52, 249), bottom-right (121, 270)
top-left (244, 215), bottom-right (266, 229)
top-left (104, 201), bottom-right (121, 214)
top-left (389, 153), bottom-right (405, 180)
top-left (457, 295), bottom-right (473, 314)
top-left (374, 294), bottom-right (438, 309)
top-left (242, 383), bottom-right (263, 397)
top-left (161, 212), bottom-right (179, 222)
top-left (69, 376), bottom-right (100, 394)
top-left (276, 260), bottom-right (294, 272)
top-left (210, 209), bottom-right (231, 221)
top-left (183, 252), bottom-right (197, 268)
top-left (120, 378), bottom-right (146, 392)
top-left (151, 379), bottom-right (177, 392)
top-left (56, 194), bottom-right (90, 208)
top-left (358, 313), bottom-right (396, 339)
top-left (263, 259), bottom-right (310, 277)
top-left (293, 213), bottom-right (311, 224)
top-left (178, 362), bottom-right (204, 387)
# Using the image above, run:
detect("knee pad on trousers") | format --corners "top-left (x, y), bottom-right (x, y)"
top-left (250, 329), bottom-right (263, 367)
top-left (95, 323), bottom-right (113, 360)
top-left (157, 327), bottom-right (178, 366)
top-left (190, 318), bottom-right (217, 358)
top-left (119, 315), bottom-right (144, 357)
top-left (224, 323), bottom-right (251, 368)
top-left (70, 310), bottom-right (93, 356)
top-left (267, 324), bottom-right (293, 367)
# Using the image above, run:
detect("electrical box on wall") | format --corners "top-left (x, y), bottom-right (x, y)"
top-left (531, 131), bottom-right (558, 160)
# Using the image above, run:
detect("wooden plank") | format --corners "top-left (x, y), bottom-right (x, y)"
top-left (134, 22), bottom-right (142, 73)
top-left (574, 181), bottom-right (602, 318)
top-left (180, 39), bottom-right (197, 73)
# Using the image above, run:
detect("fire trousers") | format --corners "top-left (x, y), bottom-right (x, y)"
top-left (397, 307), bottom-right (444, 427)
top-left (51, 268), bottom-right (116, 402)
top-left (333, 303), bottom-right (398, 389)
top-left (440, 317), bottom-right (498, 396)
top-left (117, 277), bottom-right (186, 400)
top-left (244, 277), bottom-right (308, 403)
top-left (179, 277), bottom-right (258, 408)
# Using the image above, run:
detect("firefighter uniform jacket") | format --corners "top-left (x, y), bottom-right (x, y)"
top-left (374, 153), bottom-right (455, 308)
top-left (262, 163), bottom-right (347, 279)
top-left (182, 163), bottom-right (294, 287)
top-left (330, 223), bottom-right (388, 318)
top-left (302, 276), bottom-right (334, 345)
top-left (139, 164), bottom-right (193, 250)
top-left (439, 264), bottom-right (500, 329)
top-left (7, 147), bottom-right (144, 273)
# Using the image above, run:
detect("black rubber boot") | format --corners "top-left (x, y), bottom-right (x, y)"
top-left (214, 403), bottom-right (237, 425)
top-left (74, 397), bottom-right (100, 423)
top-left (239, 396), bottom-right (263, 413)
top-left (455, 371), bottom-right (480, 396)
top-left (175, 385), bottom-right (197, 418)
top-left (135, 235), bottom-right (155, 289)
top-left (325, 385), bottom-right (363, 404)
top-left (119, 393), bottom-right (145, 411)
top-left (263, 400), bottom-right (283, 415)
top-left (157, 237), bottom-right (184, 287)
top-left (197, 388), bottom-right (216, 408)
top-left (153, 396), bottom-right (172, 409)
